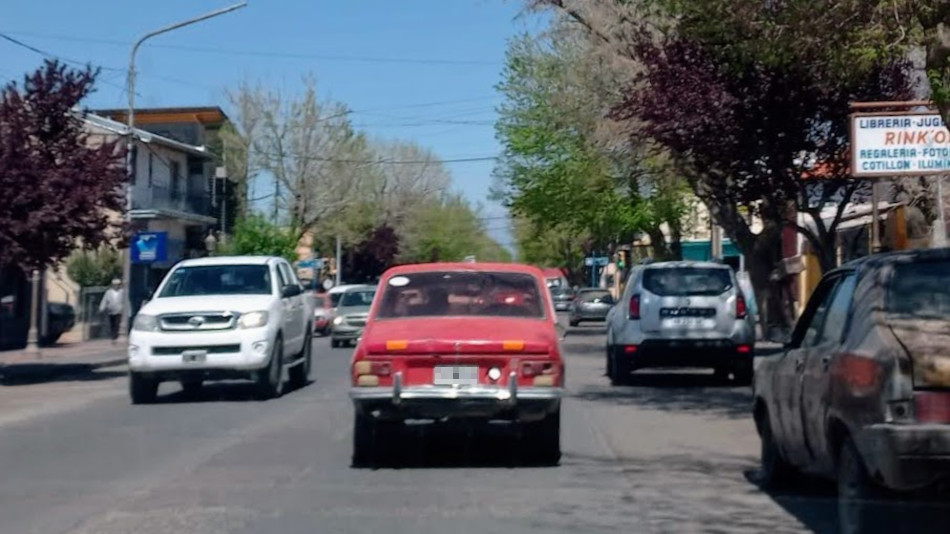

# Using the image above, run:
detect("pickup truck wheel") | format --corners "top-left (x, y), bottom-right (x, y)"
top-left (129, 372), bottom-right (158, 404)
top-left (523, 409), bottom-right (561, 466)
top-left (758, 411), bottom-right (795, 489)
top-left (255, 337), bottom-right (284, 400)
top-left (352, 412), bottom-right (375, 467)
top-left (838, 437), bottom-right (885, 534)
top-left (289, 330), bottom-right (312, 388)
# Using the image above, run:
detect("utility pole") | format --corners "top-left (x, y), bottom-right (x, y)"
top-left (335, 234), bottom-right (342, 286)
top-left (871, 178), bottom-right (882, 253)
top-left (25, 269), bottom-right (41, 355)
top-left (119, 2), bottom-right (247, 341)
top-left (934, 174), bottom-right (947, 248)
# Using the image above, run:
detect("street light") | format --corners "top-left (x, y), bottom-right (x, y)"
top-left (119, 2), bottom-right (248, 340)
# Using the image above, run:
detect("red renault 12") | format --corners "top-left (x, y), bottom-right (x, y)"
top-left (349, 262), bottom-right (566, 465)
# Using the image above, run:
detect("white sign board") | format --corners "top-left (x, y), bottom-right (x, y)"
top-left (851, 112), bottom-right (950, 177)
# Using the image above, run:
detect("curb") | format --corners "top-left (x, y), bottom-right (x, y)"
top-left (0, 356), bottom-right (127, 385)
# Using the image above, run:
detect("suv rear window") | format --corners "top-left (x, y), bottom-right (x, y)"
top-left (888, 260), bottom-right (950, 318)
top-left (377, 271), bottom-right (544, 319)
top-left (642, 267), bottom-right (733, 297)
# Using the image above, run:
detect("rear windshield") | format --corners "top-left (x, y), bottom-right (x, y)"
top-left (159, 265), bottom-right (271, 297)
top-left (377, 271), bottom-right (544, 319)
top-left (340, 289), bottom-right (376, 307)
top-left (888, 261), bottom-right (950, 318)
top-left (578, 290), bottom-right (611, 302)
top-left (642, 267), bottom-right (733, 297)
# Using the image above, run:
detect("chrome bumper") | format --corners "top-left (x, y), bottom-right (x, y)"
top-left (349, 371), bottom-right (563, 420)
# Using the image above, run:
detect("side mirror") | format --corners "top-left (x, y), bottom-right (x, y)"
top-left (281, 285), bottom-right (302, 298)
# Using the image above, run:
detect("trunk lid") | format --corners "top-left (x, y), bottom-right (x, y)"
top-left (638, 266), bottom-right (739, 338)
top-left (888, 318), bottom-right (950, 389)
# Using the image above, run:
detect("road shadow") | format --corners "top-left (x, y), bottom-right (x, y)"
top-left (153, 377), bottom-right (315, 404)
top-left (0, 363), bottom-right (126, 386)
top-left (571, 371), bottom-right (752, 419)
top-left (565, 325), bottom-right (607, 337)
top-left (353, 422), bottom-right (559, 469)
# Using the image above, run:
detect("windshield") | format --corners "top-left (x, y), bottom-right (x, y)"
top-left (340, 289), bottom-right (376, 307)
top-left (377, 271), bottom-right (545, 319)
top-left (642, 267), bottom-right (733, 297)
top-left (158, 265), bottom-right (272, 297)
top-left (888, 261), bottom-right (950, 319)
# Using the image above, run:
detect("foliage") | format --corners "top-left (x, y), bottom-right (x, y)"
top-left (65, 246), bottom-right (122, 288)
top-left (0, 60), bottom-right (125, 270)
top-left (512, 218), bottom-right (588, 284)
top-left (342, 225), bottom-right (400, 284)
top-left (398, 195), bottom-right (512, 264)
top-left (222, 215), bottom-right (298, 263)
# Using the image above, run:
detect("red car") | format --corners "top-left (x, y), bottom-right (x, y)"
top-left (349, 262), bottom-right (565, 465)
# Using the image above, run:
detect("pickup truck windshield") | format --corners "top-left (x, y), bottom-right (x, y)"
top-left (158, 265), bottom-right (272, 297)
top-left (377, 271), bottom-right (544, 319)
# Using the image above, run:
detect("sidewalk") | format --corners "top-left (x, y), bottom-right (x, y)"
top-left (0, 339), bottom-right (127, 384)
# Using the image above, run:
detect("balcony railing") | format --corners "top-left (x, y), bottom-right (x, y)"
top-left (132, 184), bottom-right (211, 217)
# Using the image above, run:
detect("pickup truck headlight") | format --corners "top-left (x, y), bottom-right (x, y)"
top-left (132, 314), bottom-right (158, 332)
top-left (333, 316), bottom-right (344, 325)
top-left (239, 311), bottom-right (269, 329)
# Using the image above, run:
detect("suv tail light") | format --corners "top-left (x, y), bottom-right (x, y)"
top-left (736, 295), bottom-right (748, 319)
top-left (629, 294), bottom-right (641, 320)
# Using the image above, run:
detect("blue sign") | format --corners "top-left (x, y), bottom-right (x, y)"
top-left (131, 232), bottom-right (168, 264)
top-left (584, 256), bottom-right (609, 267)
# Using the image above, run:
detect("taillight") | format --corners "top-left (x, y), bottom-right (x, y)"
top-left (736, 295), bottom-right (748, 319)
top-left (629, 294), bottom-right (641, 320)
top-left (914, 391), bottom-right (950, 423)
top-left (521, 360), bottom-right (560, 387)
top-left (833, 353), bottom-right (881, 396)
top-left (354, 360), bottom-right (391, 377)
top-left (737, 344), bottom-right (752, 354)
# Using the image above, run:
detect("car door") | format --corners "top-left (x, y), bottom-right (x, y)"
top-left (801, 272), bottom-right (857, 475)
top-left (276, 262), bottom-right (304, 352)
top-left (772, 275), bottom-right (842, 468)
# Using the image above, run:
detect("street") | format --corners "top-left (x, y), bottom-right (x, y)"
top-left (0, 322), bottom-right (837, 534)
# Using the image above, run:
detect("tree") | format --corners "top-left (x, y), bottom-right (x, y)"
top-left (342, 225), bottom-right (400, 283)
top-left (0, 60), bottom-right (125, 270)
top-left (398, 195), bottom-right (512, 264)
top-left (223, 215), bottom-right (298, 263)
top-left (65, 246), bottom-right (122, 288)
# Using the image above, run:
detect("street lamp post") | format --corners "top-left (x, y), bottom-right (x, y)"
top-left (119, 2), bottom-right (247, 340)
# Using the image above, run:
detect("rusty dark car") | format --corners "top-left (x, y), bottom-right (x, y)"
top-left (753, 249), bottom-right (950, 532)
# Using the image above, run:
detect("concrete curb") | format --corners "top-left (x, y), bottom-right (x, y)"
top-left (0, 356), bottom-right (127, 385)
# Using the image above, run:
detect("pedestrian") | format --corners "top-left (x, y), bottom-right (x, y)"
top-left (99, 278), bottom-right (124, 344)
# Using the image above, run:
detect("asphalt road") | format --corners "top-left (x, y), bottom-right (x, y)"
top-left (1, 320), bottom-right (933, 534)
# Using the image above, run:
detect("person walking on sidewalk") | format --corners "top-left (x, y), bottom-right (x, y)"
top-left (99, 278), bottom-right (124, 344)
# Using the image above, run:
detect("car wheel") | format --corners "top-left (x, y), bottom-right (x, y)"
top-left (569, 318), bottom-right (579, 327)
top-left (180, 379), bottom-right (202, 396)
top-left (289, 329), bottom-right (312, 388)
top-left (758, 410), bottom-right (795, 490)
top-left (608, 348), bottom-right (629, 386)
top-left (523, 409), bottom-right (561, 466)
top-left (838, 437), bottom-right (885, 534)
top-left (734, 361), bottom-right (753, 386)
top-left (331, 338), bottom-right (340, 348)
top-left (605, 344), bottom-right (614, 377)
top-left (129, 372), bottom-right (158, 404)
top-left (255, 336), bottom-right (284, 400)
top-left (352, 412), bottom-right (375, 467)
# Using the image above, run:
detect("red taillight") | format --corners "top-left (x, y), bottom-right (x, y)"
top-left (833, 353), bottom-right (881, 395)
top-left (736, 295), bottom-right (748, 319)
top-left (354, 360), bottom-right (391, 376)
top-left (521, 361), bottom-right (556, 377)
top-left (624, 345), bottom-right (638, 354)
top-left (737, 344), bottom-right (752, 354)
top-left (629, 294), bottom-right (641, 320)
top-left (914, 391), bottom-right (950, 423)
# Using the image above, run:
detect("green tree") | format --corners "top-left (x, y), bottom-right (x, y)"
top-left (223, 215), bottom-right (298, 263)
top-left (398, 195), bottom-right (511, 264)
top-left (65, 246), bottom-right (122, 288)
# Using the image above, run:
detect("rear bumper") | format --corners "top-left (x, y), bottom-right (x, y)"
top-left (860, 423), bottom-right (950, 491)
top-left (332, 325), bottom-right (364, 339)
top-left (350, 372), bottom-right (562, 422)
top-left (616, 339), bottom-right (752, 369)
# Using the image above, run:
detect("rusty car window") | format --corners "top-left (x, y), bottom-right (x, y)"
top-left (816, 274), bottom-right (856, 346)
top-left (798, 278), bottom-right (841, 348)
top-left (888, 261), bottom-right (950, 319)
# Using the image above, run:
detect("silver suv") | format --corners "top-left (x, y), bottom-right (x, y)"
top-left (605, 261), bottom-right (755, 385)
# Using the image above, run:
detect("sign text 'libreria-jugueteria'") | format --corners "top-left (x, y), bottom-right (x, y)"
top-left (851, 113), bottom-right (950, 177)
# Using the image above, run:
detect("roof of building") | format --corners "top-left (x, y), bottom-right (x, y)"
top-left (80, 111), bottom-right (210, 158)
top-left (92, 106), bottom-right (231, 126)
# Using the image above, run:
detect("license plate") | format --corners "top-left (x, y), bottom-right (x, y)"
top-left (433, 366), bottom-right (479, 386)
top-left (181, 350), bottom-right (207, 363)
top-left (666, 317), bottom-right (705, 327)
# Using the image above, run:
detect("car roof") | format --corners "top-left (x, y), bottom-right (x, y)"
top-left (382, 262), bottom-right (545, 277)
top-left (341, 284), bottom-right (377, 292)
top-left (175, 255), bottom-right (277, 267)
top-left (835, 247), bottom-right (950, 275)
top-left (642, 260), bottom-right (731, 270)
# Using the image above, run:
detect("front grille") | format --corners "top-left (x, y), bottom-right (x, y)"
top-left (152, 344), bottom-right (241, 356)
top-left (660, 307), bottom-right (716, 318)
top-left (159, 312), bottom-right (236, 331)
top-left (346, 316), bottom-right (367, 327)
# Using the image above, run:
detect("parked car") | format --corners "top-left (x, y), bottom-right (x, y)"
top-left (127, 256), bottom-right (313, 403)
top-left (349, 262), bottom-right (565, 466)
top-left (313, 293), bottom-right (331, 336)
top-left (569, 288), bottom-right (614, 326)
top-left (754, 249), bottom-right (950, 532)
top-left (605, 261), bottom-right (754, 385)
top-left (549, 285), bottom-right (575, 312)
top-left (330, 285), bottom-right (376, 348)
top-left (41, 302), bottom-right (76, 346)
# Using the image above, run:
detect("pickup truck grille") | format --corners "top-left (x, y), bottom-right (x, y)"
top-left (152, 344), bottom-right (241, 356)
top-left (159, 312), bottom-right (236, 331)
top-left (659, 307), bottom-right (716, 318)
top-left (346, 315), bottom-right (367, 327)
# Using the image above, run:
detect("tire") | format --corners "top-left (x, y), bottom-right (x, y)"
top-left (523, 409), bottom-right (561, 466)
top-left (609, 348), bottom-right (630, 386)
top-left (606, 344), bottom-right (615, 377)
top-left (129, 372), bottom-right (158, 404)
top-left (758, 410), bottom-right (796, 490)
top-left (255, 336), bottom-right (284, 400)
top-left (180, 379), bottom-right (203, 396)
top-left (838, 437), bottom-right (884, 534)
top-left (331, 338), bottom-right (340, 348)
top-left (289, 330), bottom-right (312, 388)
top-left (569, 319), bottom-right (579, 327)
top-left (352, 412), bottom-right (375, 467)
top-left (734, 362), bottom-right (754, 386)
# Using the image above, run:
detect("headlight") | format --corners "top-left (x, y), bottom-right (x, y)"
top-left (333, 316), bottom-right (344, 325)
top-left (132, 314), bottom-right (158, 332)
top-left (239, 311), bottom-right (269, 328)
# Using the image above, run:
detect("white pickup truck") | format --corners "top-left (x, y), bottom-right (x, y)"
top-left (127, 255), bottom-right (314, 403)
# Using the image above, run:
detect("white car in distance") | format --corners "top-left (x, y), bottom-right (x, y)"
top-left (128, 256), bottom-right (313, 404)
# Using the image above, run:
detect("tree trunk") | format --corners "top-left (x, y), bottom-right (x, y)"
top-left (744, 235), bottom-right (791, 341)
top-left (646, 226), bottom-right (673, 260)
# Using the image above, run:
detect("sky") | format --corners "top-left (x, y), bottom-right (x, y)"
top-left (1, 0), bottom-right (545, 250)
